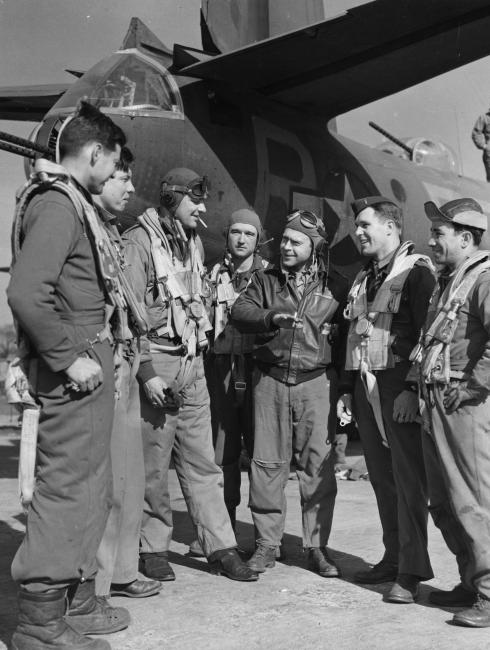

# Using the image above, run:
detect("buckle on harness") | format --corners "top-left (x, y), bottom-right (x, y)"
top-left (234, 381), bottom-right (246, 392)
top-left (355, 317), bottom-right (373, 337)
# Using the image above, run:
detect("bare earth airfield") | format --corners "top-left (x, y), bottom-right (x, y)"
top-left (0, 427), bottom-right (488, 650)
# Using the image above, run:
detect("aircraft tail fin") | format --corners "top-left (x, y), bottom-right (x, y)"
top-left (121, 17), bottom-right (172, 58)
top-left (200, 0), bottom-right (354, 53)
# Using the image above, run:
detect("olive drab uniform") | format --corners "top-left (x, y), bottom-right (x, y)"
top-left (414, 250), bottom-right (490, 598)
top-left (205, 254), bottom-right (269, 526)
top-left (123, 208), bottom-right (237, 558)
top-left (343, 241), bottom-right (436, 580)
top-left (7, 158), bottom-right (131, 589)
top-left (471, 110), bottom-right (490, 182)
top-left (94, 205), bottom-right (149, 595)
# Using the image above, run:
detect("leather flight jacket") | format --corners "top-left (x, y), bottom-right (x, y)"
top-left (231, 265), bottom-right (348, 385)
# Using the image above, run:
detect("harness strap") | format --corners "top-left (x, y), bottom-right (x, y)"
top-left (412, 252), bottom-right (490, 383)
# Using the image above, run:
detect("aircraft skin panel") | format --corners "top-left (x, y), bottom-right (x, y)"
top-left (179, 0), bottom-right (490, 117)
top-left (0, 84), bottom-right (69, 121)
top-left (333, 130), bottom-right (490, 255)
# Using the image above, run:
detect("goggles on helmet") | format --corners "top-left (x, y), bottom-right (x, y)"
top-left (286, 209), bottom-right (322, 229)
top-left (163, 176), bottom-right (209, 202)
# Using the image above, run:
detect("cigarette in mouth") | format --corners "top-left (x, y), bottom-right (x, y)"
top-left (198, 217), bottom-right (208, 228)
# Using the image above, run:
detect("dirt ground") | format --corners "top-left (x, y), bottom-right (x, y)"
top-left (1, 427), bottom-right (489, 650)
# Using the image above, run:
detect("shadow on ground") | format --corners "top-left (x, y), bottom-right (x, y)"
top-left (0, 518), bottom-right (24, 648)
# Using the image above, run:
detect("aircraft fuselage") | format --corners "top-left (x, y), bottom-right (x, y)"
top-left (34, 46), bottom-right (490, 273)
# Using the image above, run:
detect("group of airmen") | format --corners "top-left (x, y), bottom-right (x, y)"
top-left (6, 101), bottom-right (490, 650)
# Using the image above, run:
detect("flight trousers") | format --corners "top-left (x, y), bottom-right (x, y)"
top-left (423, 383), bottom-right (490, 597)
top-left (140, 351), bottom-right (236, 557)
top-left (12, 323), bottom-right (115, 591)
top-left (96, 351), bottom-right (145, 595)
top-left (483, 149), bottom-right (490, 182)
top-left (205, 352), bottom-right (254, 519)
top-left (250, 369), bottom-right (337, 548)
top-left (353, 362), bottom-right (433, 580)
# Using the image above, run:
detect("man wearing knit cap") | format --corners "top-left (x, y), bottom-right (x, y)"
top-left (205, 208), bottom-right (269, 536)
top-left (415, 198), bottom-right (490, 626)
top-left (232, 209), bottom-right (348, 575)
top-left (337, 196), bottom-right (436, 604)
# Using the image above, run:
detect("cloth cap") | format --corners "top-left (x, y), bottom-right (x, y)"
top-left (227, 208), bottom-right (262, 237)
top-left (424, 198), bottom-right (487, 231)
top-left (351, 195), bottom-right (398, 217)
top-left (284, 210), bottom-right (326, 250)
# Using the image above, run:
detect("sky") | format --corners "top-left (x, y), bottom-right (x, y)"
top-left (0, 0), bottom-right (489, 323)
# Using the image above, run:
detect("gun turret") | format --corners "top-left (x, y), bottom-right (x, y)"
top-left (369, 121), bottom-right (414, 159)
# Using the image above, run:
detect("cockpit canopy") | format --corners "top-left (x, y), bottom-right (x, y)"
top-left (52, 49), bottom-right (182, 115)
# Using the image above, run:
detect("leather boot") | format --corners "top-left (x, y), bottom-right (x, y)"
top-left (139, 551), bottom-right (176, 580)
top-left (452, 594), bottom-right (490, 627)
top-left (307, 548), bottom-right (340, 578)
top-left (66, 580), bottom-right (130, 635)
top-left (247, 544), bottom-right (276, 573)
top-left (109, 579), bottom-right (161, 599)
top-left (11, 588), bottom-right (110, 650)
top-left (386, 574), bottom-right (420, 604)
top-left (208, 548), bottom-right (258, 581)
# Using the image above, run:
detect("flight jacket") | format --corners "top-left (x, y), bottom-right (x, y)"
top-left (231, 264), bottom-right (348, 385)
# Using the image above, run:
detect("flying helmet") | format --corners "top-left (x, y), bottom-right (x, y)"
top-left (160, 167), bottom-right (208, 209)
top-left (284, 209), bottom-right (327, 251)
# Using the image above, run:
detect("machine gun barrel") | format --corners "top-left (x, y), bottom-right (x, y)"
top-left (0, 139), bottom-right (38, 159)
top-left (369, 121), bottom-right (414, 158)
top-left (0, 131), bottom-right (53, 158)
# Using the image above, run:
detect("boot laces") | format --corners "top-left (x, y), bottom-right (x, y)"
top-left (255, 544), bottom-right (275, 559)
top-left (473, 594), bottom-right (490, 610)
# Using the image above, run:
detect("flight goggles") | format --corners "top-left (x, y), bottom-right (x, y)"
top-left (286, 209), bottom-right (322, 229)
top-left (163, 176), bottom-right (209, 201)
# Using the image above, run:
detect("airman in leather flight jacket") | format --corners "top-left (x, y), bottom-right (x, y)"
top-left (231, 265), bottom-right (348, 385)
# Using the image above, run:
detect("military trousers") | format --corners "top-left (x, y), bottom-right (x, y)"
top-left (140, 351), bottom-right (237, 557)
top-left (205, 352), bottom-right (254, 518)
top-left (250, 369), bottom-right (337, 548)
top-left (12, 323), bottom-right (115, 591)
top-left (483, 150), bottom-right (490, 182)
top-left (96, 352), bottom-right (145, 595)
top-left (423, 384), bottom-right (490, 597)
top-left (353, 362), bottom-right (433, 580)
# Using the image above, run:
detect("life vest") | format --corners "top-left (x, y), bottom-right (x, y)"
top-left (137, 208), bottom-right (212, 356)
top-left (344, 241), bottom-right (433, 371)
top-left (209, 256), bottom-right (268, 355)
top-left (12, 159), bottom-right (147, 354)
top-left (411, 250), bottom-right (490, 384)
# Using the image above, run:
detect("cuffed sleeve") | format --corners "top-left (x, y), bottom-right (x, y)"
top-left (231, 272), bottom-right (280, 333)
